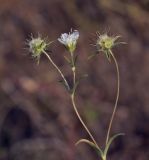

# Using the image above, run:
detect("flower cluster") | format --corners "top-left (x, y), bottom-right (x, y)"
top-left (58, 30), bottom-right (79, 53)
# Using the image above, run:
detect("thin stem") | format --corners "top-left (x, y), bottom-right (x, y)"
top-left (70, 51), bottom-right (100, 149)
top-left (102, 155), bottom-right (106, 160)
top-left (43, 50), bottom-right (100, 150)
top-left (105, 50), bottom-right (120, 145)
top-left (70, 52), bottom-right (76, 85)
top-left (71, 93), bottom-right (100, 149)
top-left (73, 67), bottom-right (76, 86)
top-left (43, 50), bottom-right (70, 91)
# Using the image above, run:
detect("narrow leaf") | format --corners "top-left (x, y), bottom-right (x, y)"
top-left (64, 55), bottom-right (71, 64)
top-left (88, 53), bottom-right (97, 60)
top-left (105, 51), bottom-right (111, 62)
top-left (72, 80), bottom-right (79, 94)
top-left (74, 55), bottom-right (78, 66)
top-left (59, 79), bottom-right (70, 92)
top-left (104, 133), bottom-right (125, 157)
top-left (72, 74), bottom-right (88, 94)
top-left (114, 41), bottom-right (127, 47)
top-left (76, 139), bottom-right (103, 157)
top-left (113, 35), bottom-right (121, 42)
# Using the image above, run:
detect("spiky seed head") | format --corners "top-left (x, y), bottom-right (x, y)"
top-left (96, 33), bottom-right (122, 61)
top-left (97, 34), bottom-right (119, 51)
top-left (28, 35), bottom-right (49, 63)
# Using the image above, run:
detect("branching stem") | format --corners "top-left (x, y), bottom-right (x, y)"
top-left (43, 50), bottom-right (100, 150)
top-left (70, 52), bottom-right (100, 150)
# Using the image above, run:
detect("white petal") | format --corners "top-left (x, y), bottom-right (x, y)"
top-left (72, 30), bottom-right (79, 40)
top-left (58, 30), bottom-right (79, 47)
top-left (58, 38), bottom-right (66, 45)
top-left (61, 33), bottom-right (68, 41)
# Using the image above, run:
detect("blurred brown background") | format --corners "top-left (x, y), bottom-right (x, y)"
top-left (0, 0), bottom-right (149, 160)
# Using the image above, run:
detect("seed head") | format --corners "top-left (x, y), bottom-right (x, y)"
top-left (97, 34), bottom-right (119, 51)
top-left (96, 33), bottom-right (122, 61)
top-left (28, 35), bottom-right (49, 63)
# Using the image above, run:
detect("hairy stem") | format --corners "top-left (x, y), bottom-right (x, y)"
top-left (43, 50), bottom-right (70, 91)
top-left (105, 50), bottom-right (120, 145)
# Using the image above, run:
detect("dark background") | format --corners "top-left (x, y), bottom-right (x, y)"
top-left (0, 0), bottom-right (149, 160)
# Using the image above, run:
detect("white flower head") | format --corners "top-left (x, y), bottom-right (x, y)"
top-left (58, 29), bottom-right (79, 53)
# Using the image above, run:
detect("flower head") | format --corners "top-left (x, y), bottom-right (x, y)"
top-left (58, 29), bottom-right (79, 53)
top-left (96, 33), bottom-right (122, 61)
top-left (28, 35), bottom-right (49, 63)
top-left (96, 34), bottom-right (120, 51)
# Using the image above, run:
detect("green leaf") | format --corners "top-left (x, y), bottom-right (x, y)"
top-left (64, 55), bottom-right (71, 64)
top-left (114, 41), bottom-right (127, 47)
top-left (72, 80), bottom-right (79, 94)
top-left (75, 139), bottom-right (103, 157)
top-left (113, 35), bottom-right (121, 42)
top-left (74, 55), bottom-right (78, 66)
top-left (72, 74), bottom-right (88, 94)
top-left (103, 133), bottom-right (125, 158)
top-left (88, 53), bottom-right (97, 60)
top-left (58, 79), bottom-right (70, 92)
top-left (105, 50), bottom-right (111, 62)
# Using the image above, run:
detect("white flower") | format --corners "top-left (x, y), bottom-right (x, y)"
top-left (58, 30), bottom-right (79, 53)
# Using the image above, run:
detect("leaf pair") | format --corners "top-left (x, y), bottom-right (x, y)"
top-left (59, 74), bottom-right (88, 94)
top-left (64, 55), bottom-right (78, 68)
top-left (76, 133), bottom-right (124, 160)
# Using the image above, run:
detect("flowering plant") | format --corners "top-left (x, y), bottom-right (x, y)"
top-left (27, 29), bottom-right (125, 160)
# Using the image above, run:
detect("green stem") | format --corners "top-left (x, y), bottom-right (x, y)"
top-left (72, 67), bottom-right (76, 86)
top-left (105, 50), bottom-right (120, 145)
top-left (71, 93), bottom-right (100, 149)
top-left (102, 155), bottom-right (106, 160)
top-left (70, 51), bottom-right (100, 150)
top-left (43, 50), bottom-right (70, 91)
top-left (70, 52), bottom-right (76, 86)
top-left (43, 50), bottom-right (100, 151)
